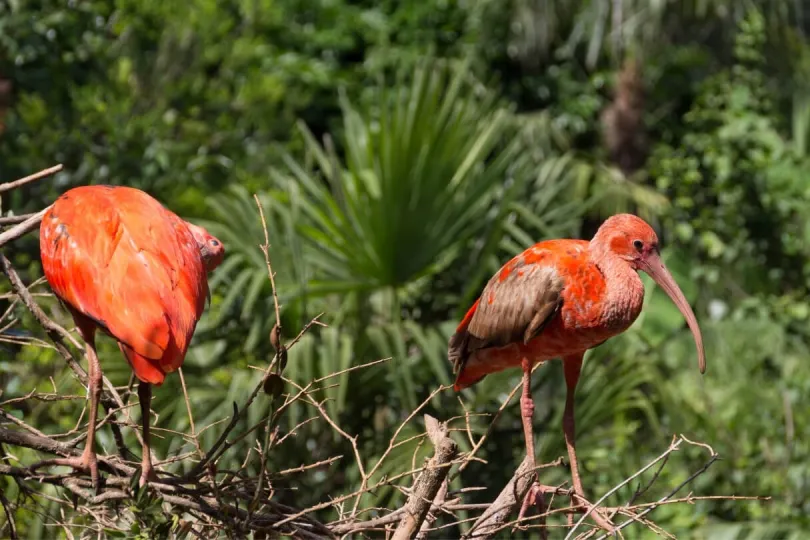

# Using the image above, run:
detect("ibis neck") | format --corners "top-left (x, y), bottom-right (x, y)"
top-left (589, 248), bottom-right (645, 328)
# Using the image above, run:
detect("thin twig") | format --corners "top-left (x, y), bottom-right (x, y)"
top-left (178, 367), bottom-right (229, 537)
top-left (565, 436), bottom-right (685, 539)
top-left (357, 385), bottom-right (450, 516)
top-left (0, 486), bottom-right (17, 539)
top-left (0, 213), bottom-right (40, 225)
top-left (593, 455), bottom-right (722, 540)
top-left (0, 208), bottom-right (50, 248)
top-left (0, 165), bottom-right (63, 194)
top-left (252, 194), bottom-right (282, 331)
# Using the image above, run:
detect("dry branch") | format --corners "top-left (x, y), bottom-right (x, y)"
top-left (463, 454), bottom-right (535, 539)
top-left (0, 414), bottom-right (334, 537)
top-left (0, 208), bottom-right (50, 249)
top-left (0, 164), bottom-right (62, 247)
top-left (0, 164), bottom-right (63, 194)
top-left (0, 427), bottom-right (78, 459)
top-left (415, 477), bottom-right (450, 540)
top-left (0, 213), bottom-right (39, 225)
top-left (392, 415), bottom-right (458, 540)
top-left (565, 435), bottom-right (685, 539)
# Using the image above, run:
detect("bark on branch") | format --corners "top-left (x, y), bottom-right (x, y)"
top-left (0, 164), bottom-right (62, 194)
top-left (0, 208), bottom-right (49, 249)
top-left (0, 426), bottom-right (335, 539)
top-left (0, 164), bottom-right (62, 247)
top-left (463, 454), bottom-right (535, 539)
top-left (391, 414), bottom-right (458, 540)
top-left (0, 426), bottom-right (75, 458)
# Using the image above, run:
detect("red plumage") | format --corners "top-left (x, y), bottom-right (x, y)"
top-left (449, 214), bottom-right (706, 531)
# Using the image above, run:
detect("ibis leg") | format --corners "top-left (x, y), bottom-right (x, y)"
top-left (31, 334), bottom-right (102, 490)
top-left (138, 381), bottom-right (157, 486)
top-left (562, 354), bottom-right (614, 532)
top-left (520, 357), bottom-right (538, 469)
top-left (514, 358), bottom-right (553, 538)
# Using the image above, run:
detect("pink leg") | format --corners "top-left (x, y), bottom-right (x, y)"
top-left (563, 354), bottom-right (613, 532)
top-left (514, 358), bottom-right (554, 538)
top-left (138, 381), bottom-right (158, 486)
top-left (520, 358), bottom-right (537, 472)
top-left (31, 330), bottom-right (102, 490)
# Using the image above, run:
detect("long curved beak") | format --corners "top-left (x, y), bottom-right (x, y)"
top-left (641, 251), bottom-right (706, 374)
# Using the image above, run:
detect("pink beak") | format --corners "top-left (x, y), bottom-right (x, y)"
top-left (641, 252), bottom-right (706, 374)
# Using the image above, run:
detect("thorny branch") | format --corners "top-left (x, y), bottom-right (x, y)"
top-left (0, 170), bottom-right (769, 538)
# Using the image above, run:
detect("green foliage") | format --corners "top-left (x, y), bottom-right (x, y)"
top-left (651, 10), bottom-right (810, 295)
top-left (645, 9), bottom-right (810, 533)
top-left (286, 60), bottom-right (527, 294)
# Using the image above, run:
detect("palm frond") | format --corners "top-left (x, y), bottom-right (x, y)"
top-left (274, 58), bottom-right (534, 297)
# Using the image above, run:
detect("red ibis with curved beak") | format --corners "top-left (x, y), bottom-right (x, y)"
top-left (449, 214), bottom-right (705, 530)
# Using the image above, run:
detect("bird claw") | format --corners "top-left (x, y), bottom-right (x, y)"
top-left (511, 480), bottom-right (615, 537)
top-left (569, 489), bottom-right (615, 533)
top-left (139, 460), bottom-right (159, 488)
top-left (513, 478), bottom-right (556, 538)
top-left (30, 451), bottom-right (101, 492)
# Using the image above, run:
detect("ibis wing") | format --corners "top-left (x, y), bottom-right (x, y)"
top-left (111, 189), bottom-right (209, 354)
top-left (448, 248), bottom-right (565, 381)
top-left (40, 187), bottom-right (207, 364)
top-left (165, 211), bottom-right (210, 321)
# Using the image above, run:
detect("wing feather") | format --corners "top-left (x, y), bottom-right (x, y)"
top-left (109, 188), bottom-right (207, 370)
top-left (448, 243), bottom-right (570, 387)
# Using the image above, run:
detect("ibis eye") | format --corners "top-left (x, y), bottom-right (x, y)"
top-left (210, 240), bottom-right (220, 247)
top-left (632, 239), bottom-right (644, 251)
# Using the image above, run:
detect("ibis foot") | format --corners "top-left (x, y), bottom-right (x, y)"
top-left (30, 449), bottom-right (100, 492)
top-left (513, 477), bottom-right (558, 539)
top-left (138, 461), bottom-right (159, 488)
top-left (569, 488), bottom-right (616, 533)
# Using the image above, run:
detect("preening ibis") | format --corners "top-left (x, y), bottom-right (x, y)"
top-left (35, 185), bottom-right (224, 488)
top-left (449, 214), bottom-right (705, 530)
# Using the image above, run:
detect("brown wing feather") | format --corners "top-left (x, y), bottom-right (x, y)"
top-left (448, 249), bottom-right (565, 386)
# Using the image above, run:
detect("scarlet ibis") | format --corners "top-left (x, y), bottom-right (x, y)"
top-left (448, 214), bottom-right (705, 530)
top-left (34, 185), bottom-right (224, 488)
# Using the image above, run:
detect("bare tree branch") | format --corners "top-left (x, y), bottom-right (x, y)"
top-left (0, 164), bottom-right (63, 194)
top-left (0, 208), bottom-right (50, 248)
top-left (564, 436), bottom-right (685, 539)
top-left (392, 415), bottom-right (459, 540)
top-left (0, 213), bottom-right (39, 225)
top-left (463, 454), bottom-right (535, 539)
top-left (415, 477), bottom-right (451, 540)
